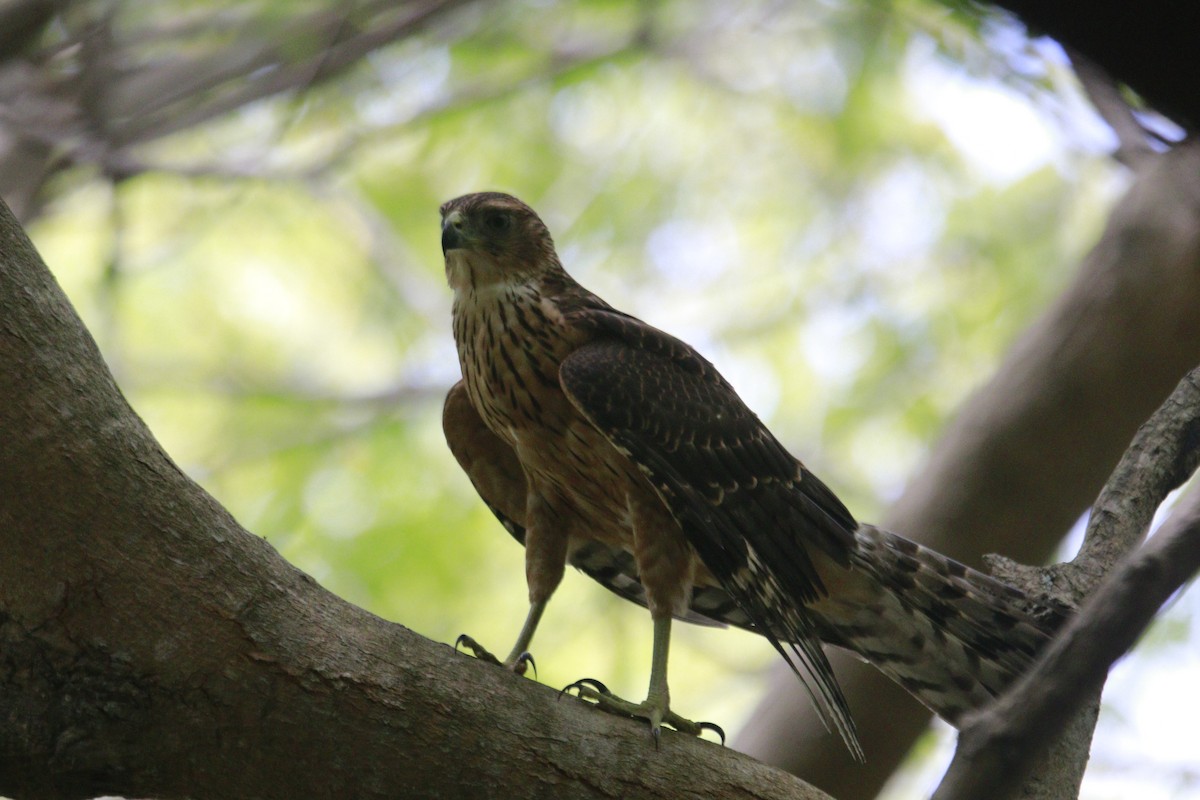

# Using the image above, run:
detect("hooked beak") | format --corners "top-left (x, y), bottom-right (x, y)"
top-left (441, 210), bottom-right (467, 254)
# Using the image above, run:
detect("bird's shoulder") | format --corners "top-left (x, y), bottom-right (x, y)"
top-left (561, 303), bottom-right (718, 378)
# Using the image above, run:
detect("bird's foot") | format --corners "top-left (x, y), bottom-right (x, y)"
top-left (559, 678), bottom-right (725, 745)
top-left (455, 634), bottom-right (536, 677)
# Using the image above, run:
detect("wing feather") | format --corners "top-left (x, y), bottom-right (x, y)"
top-left (443, 380), bottom-right (527, 543)
top-left (558, 311), bottom-right (864, 758)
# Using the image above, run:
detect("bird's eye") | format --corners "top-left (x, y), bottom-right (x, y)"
top-left (483, 212), bottom-right (511, 232)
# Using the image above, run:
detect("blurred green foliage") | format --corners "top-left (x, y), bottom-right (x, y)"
top-left (21, 0), bottom-right (1151, 791)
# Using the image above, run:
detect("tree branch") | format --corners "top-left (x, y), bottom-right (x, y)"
top-left (934, 371), bottom-right (1200, 799)
top-left (1073, 370), bottom-right (1200, 573)
top-left (945, 364), bottom-right (1200, 800)
top-left (0, 200), bottom-right (831, 797)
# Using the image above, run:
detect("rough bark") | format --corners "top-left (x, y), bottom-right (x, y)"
top-left (736, 140), bottom-right (1200, 798)
top-left (0, 198), bottom-right (833, 800)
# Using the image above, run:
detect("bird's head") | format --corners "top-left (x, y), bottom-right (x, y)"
top-left (439, 192), bottom-right (560, 294)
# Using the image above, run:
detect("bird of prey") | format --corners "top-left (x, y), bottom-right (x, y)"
top-left (440, 191), bottom-right (1064, 756)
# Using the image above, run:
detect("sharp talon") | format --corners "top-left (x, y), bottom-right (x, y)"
top-left (559, 677), bottom-right (611, 703)
top-left (454, 634), bottom-right (471, 653)
top-left (573, 678), bottom-right (609, 695)
top-left (515, 651), bottom-right (537, 678)
top-left (557, 680), bottom-right (584, 701)
top-left (699, 721), bottom-right (726, 746)
top-left (652, 725), bottom-right (661, 751)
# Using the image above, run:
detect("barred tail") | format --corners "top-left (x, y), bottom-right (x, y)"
top-left (586, 519), bottom-right (1069, 726)
top-left (818, 525), bottom-right (1069, 724)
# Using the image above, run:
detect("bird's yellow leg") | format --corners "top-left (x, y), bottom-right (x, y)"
top-left (456, 600), bottom-right (544, 676)
top-left (562, 616), bottom-right (725, 744)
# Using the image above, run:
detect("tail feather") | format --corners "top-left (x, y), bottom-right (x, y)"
top-left (821, 525), bottom-right (1068, 723)
top-left (579, 520), bottom-right (1068, 727)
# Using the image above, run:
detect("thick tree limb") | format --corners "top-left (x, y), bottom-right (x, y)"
top-left (738, 138), bottom-right (1200, 800)
top-left (0, 199), bottom-right (833, 798)
top-left (934, 376), bottom-right (1200, 800)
